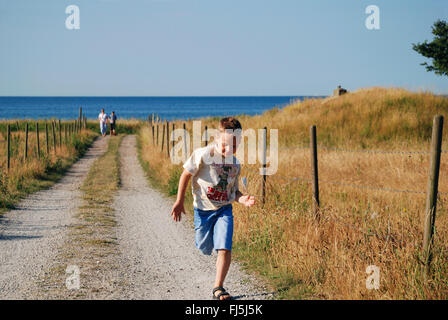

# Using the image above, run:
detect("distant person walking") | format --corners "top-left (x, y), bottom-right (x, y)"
top-left (98, 108), bottom-right (109, 137)
top-left (110, 111), bottom-right (117, 136)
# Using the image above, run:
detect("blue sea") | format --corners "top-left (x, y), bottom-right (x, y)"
top-left (0, 96), bottom-right (319, 121)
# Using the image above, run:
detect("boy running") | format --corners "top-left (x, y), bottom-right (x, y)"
top-left (170, 117), bottom-right (255, 300)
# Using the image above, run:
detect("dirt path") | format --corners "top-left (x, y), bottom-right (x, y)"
top-left (115, 135), bottom-right (273, 300)
top-left (0, 137), bottom-right (109, 299)
top-left (0, 135), bottom-right (273, 300)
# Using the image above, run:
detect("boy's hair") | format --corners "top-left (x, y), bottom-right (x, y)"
top-left (219, 117), bottom-right (242, 131)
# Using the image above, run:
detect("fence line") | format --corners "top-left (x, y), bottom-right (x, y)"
top-left (144, 115), bottom-right (447, 198)
top-left (268, 174), bottom-right (428, 195)
top-left (240, 171), bottom-right (403, 246)
top-left (280, 146), bottom-right (448, 155)
top-left (279, 115), bottom-right (444, 278)
top-left (243, 167), bottom-right (448, 196)
top-left (1, 111), bottom-right (88, 172)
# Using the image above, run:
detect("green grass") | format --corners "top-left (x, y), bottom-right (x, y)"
top-left (85, 119), bottom-right (144, 135)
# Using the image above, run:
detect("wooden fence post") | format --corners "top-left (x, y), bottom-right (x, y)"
top-left (422, 115), bottom-right (444, 279)
top-left (24, 122), bottom-right (29, 160)
top-left (45, 122), bottom-right (49, 154)
top-left (78, 107), bottom-right (82, 129)
top-left (183, 123), bottom-right (188, 160)
top-left (166, 120), bottom-right (170, 157)
top-left (64, 124), bottom-right (68, 144)
top-left (205, 126), bottom-right (208, 146)
top-left (152, 124), bottom-right (155, 145)
top-left (161, 123), bottom-right (165, 152)
top-left (36, 122), bottom-right (40, 159)
top-left (16, 121), bottom-right (20, 132)
top-left (7, 124), bottom-right (11, 170)
top-left (156, 124), bottom-right (159, 146)
top-left (52, 121), bottom-right (56, 154)
top-left (261, 127), bottom-right (267, 205)
top-left (58, 120), bottom-right (62, 147)
top-left (171, 123), bottom-right (175, 157)
top-left (310, 125), bottom-right (320, 218)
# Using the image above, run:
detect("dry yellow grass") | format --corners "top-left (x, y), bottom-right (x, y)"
top-left (0, 123), bottom-right (97, 213)
top-left (137, 87), bottom-right (448, 299)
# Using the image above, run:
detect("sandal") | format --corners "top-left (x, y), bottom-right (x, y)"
top-left (212, 286), bottom-right (232, 300)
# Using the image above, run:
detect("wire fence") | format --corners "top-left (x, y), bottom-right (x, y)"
top-left (241, 171), bottom-right (439, 248)
top-left (280, 145), bottom-right (448, 155)
top-left (145, 115), bottom-right (447, 199)
top-left (243, 168), bottom-right (447, 196)
top-left (268, 135), bottom-right (448, 196)
top-left (268, 174), bottom-right (443, 195)
top-left (240, 169), bottom-right (409, 244)
top-left (0, 114), bottom-right (87, 172)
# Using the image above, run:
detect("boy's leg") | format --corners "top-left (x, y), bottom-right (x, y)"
top-left (194, 208), bottom-right (215, 255)
top-left (212, 205), bottom-right (233, 299)
top-left (214, 249), bottom-right (231, 299)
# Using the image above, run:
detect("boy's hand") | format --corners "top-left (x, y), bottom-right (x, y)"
top-left (171, 200), bottom-right (185, 222)
top-left (238, 195), bottom-right (256, 207)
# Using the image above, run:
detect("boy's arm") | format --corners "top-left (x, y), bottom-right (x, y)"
top-left (235, 190), bottom-right (255, 207)
top-left (235, 190), bottom-right (243, 202)
top-left (170, 169), bottom-right (192, 222)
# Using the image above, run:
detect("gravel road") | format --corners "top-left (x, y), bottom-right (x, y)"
top-left (0, 137), bottom-right (109, 299)
top-left (0, 134), bottom-right (273, 300)
top-left (115, 135), bottom-right (273, 300)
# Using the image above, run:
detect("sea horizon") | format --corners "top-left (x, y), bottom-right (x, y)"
top-left (0, 95), bottom-right (326, 121)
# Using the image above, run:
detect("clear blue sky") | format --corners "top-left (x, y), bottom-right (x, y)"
top-left (0, 0), bottom-right (447, 96)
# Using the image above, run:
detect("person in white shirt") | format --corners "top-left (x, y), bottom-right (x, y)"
top-left (171, 117), bottom-right (255, 300)
top-left (98, 108), bottom-right (109, 137)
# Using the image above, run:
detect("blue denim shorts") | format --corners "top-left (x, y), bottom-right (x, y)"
top-left (194, 204), bottom-right (233, 255)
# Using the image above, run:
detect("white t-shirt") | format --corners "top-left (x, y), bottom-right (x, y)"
top-left (98, 113), bottom-right (108, 124)
top-left (183, 144), bottom-right (240, 211)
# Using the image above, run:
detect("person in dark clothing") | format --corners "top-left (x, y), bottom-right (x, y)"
top-left (110, 111), bottom-right (117, 135)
